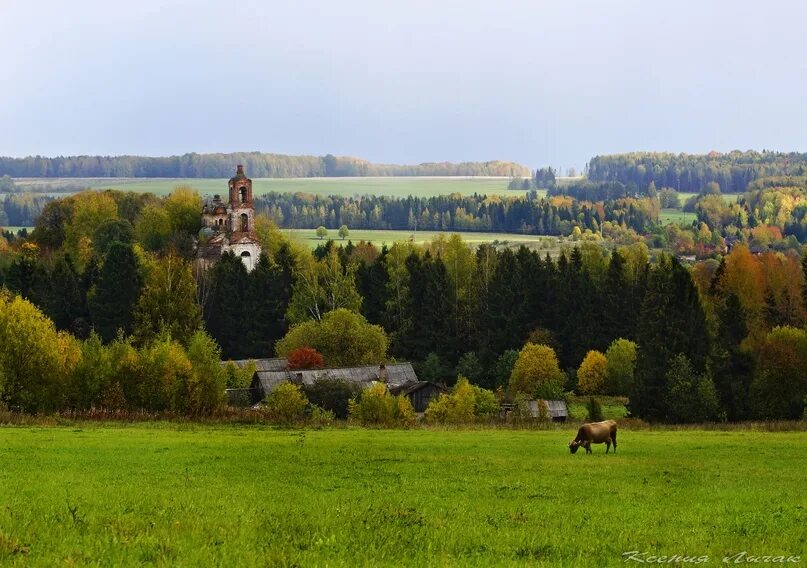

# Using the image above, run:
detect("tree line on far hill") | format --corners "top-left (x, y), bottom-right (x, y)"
top-left (587, 150), bottom-right (807, 193)
top-left (0, 152), bottom-right (530, 179)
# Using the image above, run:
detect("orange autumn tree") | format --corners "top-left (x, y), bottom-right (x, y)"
top-left (758, 252), bottom-right (806, 328)
top-left (287, 347), bottom-right (325, 370)
top-left (715, 245), bottom-right (766, 328)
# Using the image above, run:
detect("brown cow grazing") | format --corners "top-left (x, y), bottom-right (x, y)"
top-left (569, 420), bottom-right (618, 454)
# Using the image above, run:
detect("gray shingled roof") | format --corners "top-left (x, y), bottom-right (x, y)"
top-left (221, 358), bottom-right (289, 372)
top-left (252, 362), bottom-right (417, 396)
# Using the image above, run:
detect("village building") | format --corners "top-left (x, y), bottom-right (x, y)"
top-left (224, 359), bottom-right (438, 409)
top-left (198, 165), bottom-right (262, 271)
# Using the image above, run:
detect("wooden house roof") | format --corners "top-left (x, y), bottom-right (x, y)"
top-left (252, 362), bottom-right (417, 394)
top-left (221, 358), bottom-right (289, 372)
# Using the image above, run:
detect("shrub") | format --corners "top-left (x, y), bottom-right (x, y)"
top-left (303, 378), bottom-right (360, 419)
top-left (425, 377), bottom-right (499, 424)
top-left (348, 382), bottom-right (415, 426)
top-left (185, 330), bottom-right (226, 415)
top-left (472, 384), bottom-right (500, 419)
top-left (134, 337), bottom-right (193, 412)
top-left (308, 405), bottom-right (335, 426)
top-left (99, 381), bottom-right (126, 410)
top-left (425, 378), bottom-right (475, 424)
top-left (577, 351), bottom-right (608, 395)
top-left (223, 360), bottom-right (256, 389)
top-left (509, 343), bottom-right (565, 399)
top-left (287, 347), bottom-right (324, 370)
top-left (263, 382), bottom-right (309, 423)
top-left (664, 354), bottom-right (720, 423)
top-left (0, 291), bottom-right (81, 412)
top-left (585, 397), bottom-right (604, 422)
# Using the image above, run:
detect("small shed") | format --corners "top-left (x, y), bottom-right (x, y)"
top-left (389, 381), bottom-right (446, 412)
top-left (530, 400), bottom-right (568, 422)
top-left (500, 399), bottom-right (569, 421)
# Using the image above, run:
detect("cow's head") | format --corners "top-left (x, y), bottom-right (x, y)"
top-left (569, 440), bottom-right (580, 454)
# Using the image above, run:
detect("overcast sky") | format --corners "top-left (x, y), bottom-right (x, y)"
top-left (1, 0), bottom-right (806, 170)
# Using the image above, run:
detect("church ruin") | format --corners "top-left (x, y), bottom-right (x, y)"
top-left (198, 165), bottom-right (262, 270)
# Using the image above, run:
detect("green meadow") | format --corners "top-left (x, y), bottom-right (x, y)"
top-left (285, 228), bottom-right (559, 249)
top-left (0, 425), bottom-right (803, 567)
top-left (659, 209), bottom-right (697, 225)
top-left (76, 176), bottom-right (518, 198)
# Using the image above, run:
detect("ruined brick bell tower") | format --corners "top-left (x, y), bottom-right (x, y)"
top-left (228, 164), bottom-right (255, 234)
top-left (198, 164), bottom-right (262, 271)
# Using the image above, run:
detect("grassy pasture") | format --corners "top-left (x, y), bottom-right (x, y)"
top-left (64, 176), bottom-right (519, 198)
top-left (286, 228), bottom-right (560, 250)
top-left (0, 425), bottom-right (803, 567)
top-left (659, 209), bottom-right (697, 225)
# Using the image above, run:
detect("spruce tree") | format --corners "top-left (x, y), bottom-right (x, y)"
top-left (356, 250), bottom-right (389, 327)
top-left (88, 242), bottom-right (142, 342)
top-left (204, 252), bottom-right (248, 359)
top-left (711, 292), bottom-right (752, 420)
top-left (603, 250), bottom-right (632, 342)
top-left (45, 254), bottom-right (86, 335)
top-left (245, 253), bottom-right (289, 357)
top-left (479, 249), bottom-right (523, 356)
top-left (632, 256), bottom-right (710, 421)
top-left (4, 254), bottom-right (47, 307)
top-left (398, 252), bottom-right (453, 362)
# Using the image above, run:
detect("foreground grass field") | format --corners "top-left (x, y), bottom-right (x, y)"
top-left (0, 426), bottom-right (803, 566)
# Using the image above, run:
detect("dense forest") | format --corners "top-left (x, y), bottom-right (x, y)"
top-left (1, 188), bottom-right (806, 422)
top-left (0, 193), bottom-right (51, 226)
top-left (0, 152), bottom-right (530, 179)
top-left (587, 150), bottom-right (807, 193)
top-left (254, 192), bottom-right (659, 235)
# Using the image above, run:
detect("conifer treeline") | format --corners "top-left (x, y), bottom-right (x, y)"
top-left (254, 192), bottom-right (658, 235)
top-left (588, 151), bottom-right (807, 193)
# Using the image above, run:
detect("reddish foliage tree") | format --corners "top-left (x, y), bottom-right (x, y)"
top-left (287, 347), bottom-right (325, 370)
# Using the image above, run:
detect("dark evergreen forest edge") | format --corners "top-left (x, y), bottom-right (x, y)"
top-left (0, 152), bottom-right (530, 178)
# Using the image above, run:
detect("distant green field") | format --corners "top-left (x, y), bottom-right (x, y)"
top-left (678, 192), bottom-right (739, 204)
top-left (75, 176), bottom-right (517, 198)
top-left (0, 227), bottom-right (32, 233)
top-left (286, 228), bottom-right (560, 250)
top-left (0, 425), bottom-right (803, 566)
top-left (659, 209), bottom-right (697, 225)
